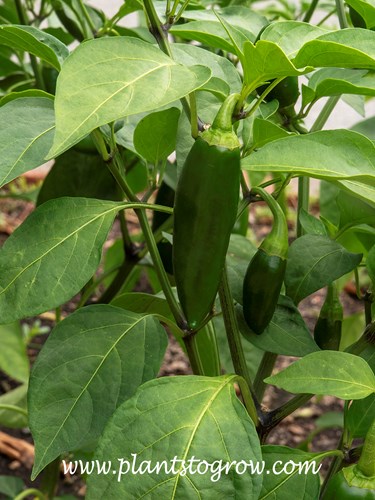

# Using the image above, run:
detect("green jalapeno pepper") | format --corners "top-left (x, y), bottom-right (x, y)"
top-left (314, 282), bottom-right (343, 350)
top-left (324, 419), bottom-right (375, 499)
top-left (173, 93), bottom-right (241, 330)
top-left (242, 187), bottom-right (288, 334)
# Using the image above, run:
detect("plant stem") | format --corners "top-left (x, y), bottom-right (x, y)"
top-left (15, 0), bottom-right (46, 90)
top-left (183, 333), bottom-right (205, 375)
top-left (190, 92), bottom-right (198, 138)
top-left (253, 352), bottom-right (278, 401)
top-left (320, 434), bottom-right (344, 498)
top-left (364, 291), bottom-right (373, 325)
top-left (143, 0), bottom-right (172, 57)
top-left (218, 266), bottom-right (261, 415)
top-left (335, 0), bottom-right (349, 28)
top-left (262, 393), bottom-right (313, 439)
top-left (310, 96), bottom-right (340, 133)
top-left (297, 177), bottom-right (309, 237)
top-left (303, 0), bottom-right (320, 22)
top-left (0, 404), bottom-right (28, 416)
top-left (40, 457), bottom-right (61, 500)
top-left (78, 0), bottom-right (96, 36)
top-left (15, 489), bottom-right (47, 500)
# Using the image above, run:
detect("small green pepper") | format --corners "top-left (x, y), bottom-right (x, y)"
top-left (258, 76), bottom-right (300, 109)
top-left (324, 419), bottom-right (375, 499)
top-left (242, 187), bottom-right (288, 334)
top-left (173, 93), bottom-right (241, 330)
top-left (314, 282), bottom-right (343, 350)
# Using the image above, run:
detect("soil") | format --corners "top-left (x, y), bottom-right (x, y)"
top-left (0, 185), bottom-right (365, 498)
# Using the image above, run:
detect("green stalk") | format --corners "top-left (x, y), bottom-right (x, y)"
top-left (183, 333), bottom-right (205, 375)
top-left (40, 457), bottom-right (61, 500)
top-left (15, 0), bottom-right (46, 90)
top-left (14, 490), bottom-right (46, 500)
top-left (303, 0), bottom-right (320, 22)
top-left (262, 393), bottom-right (313, 438)
top-left (358, 419), bottom-right (375, 477)
top-left (0, 404), bottom-right (28, 416)
top-left (297, 177), bottom-right (309, 237)
top-left (253, 352), bottom-right (278, 401)
top-left (218, 266), bottom-right (261, 419)
top-left (335, 0), bottom-right (349, 28)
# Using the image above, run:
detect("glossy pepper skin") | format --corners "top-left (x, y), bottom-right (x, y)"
top-left (314, 282), bottom-right (343, 350)
top-left (173, 94), bottom-right (241, 330)
top-left (258, 76), bottom-right (300, 109)
top-left (242, 187), bottom-right (288, 334)
top-left (324, 419), bottom-right (375, 499)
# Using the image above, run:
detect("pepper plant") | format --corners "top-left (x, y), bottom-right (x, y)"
top-left (0, 0), bottom-right (375, 498)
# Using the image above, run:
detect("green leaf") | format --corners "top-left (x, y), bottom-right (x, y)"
top-left (340, 312), bottom-right (366, 350)
top-left (0, 89), bottom-right (54, 107)
top-left (260, 21), bottom-right (327, 59)
top-left (346, 394), bottom-right (375, 438)
top-left (337, 179), bottom-right (375, 206)
top-left (86, 375), bottom-right (263, 499)
top-left (260, 446), bottom-right (322, 499)
top-left (304, 68), bottom-right (375, 106)
top-left (48, 37), bottom-right (210, 158)
top-left (0, 198), bottom-right (122, 323)
top-left (30, 305), bottom-right (167, 478)
top-left (346, 0), bottom-right (375, 28)
top-left (0, 25), bottom-right (69, 70)
top-left (242, 130), bottom-right (375, 185)
top-left (0, 54), bottom-right (20, 78)
top-left (133, 108), bottom-right (180, 163)
top-left (265, 351), bottom-right (375, 399)
top-left (172, 43), bottom-right (242, 94)
top-left (0, 384), bottom-right (28, 429)
top-left (337, 191), bottom-right (375, 228)
top-left (237, 296), bottom-right (320, 357)
top-left (285, 235), bottom-right (362, 304)
top-left (295, 29), bottom-right (375, 70)
top-left (37, 149), bottom-right (120, 206)
top-left (242, 40), bottom-right (311, 87)
top-left (0, 97), bottom-right (55, 188)
top-left (299, 208), bottom-right (328, 236)
top-left (0, 322), bottom-right (28, 382)
top-left (170, 6), bottom-right (267, 53)
top-left (252, 117), bottom-right (292, 150)
top-left (112, 292), bottom-right (173, 318)
top-left (0, 475), bottom-right (24, 498)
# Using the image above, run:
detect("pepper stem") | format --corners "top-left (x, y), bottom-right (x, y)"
top-left (251, 187), bottom-right (288, 259)
top-left (201, 93), bottom-right (241, 150)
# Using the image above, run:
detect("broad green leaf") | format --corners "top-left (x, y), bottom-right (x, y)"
top-left (172, 42), bottom-right (242, 93)
top-left (340, 312), bottom-right (366, 350)
top-left (0, 89), bottom-right (54, 107)
top-left (0, 476), bottom-right (24, 499)
top-left (0, 384), bottom-right (28, 429)
top-left (0, 54), bottom-right (20, 78)
top-left (346, 0), bottom-right (375, 29)
top-left (133, 108), bottom-right (180, 163)
top-left (37, 149), bottom-right (120, 206)
top-left (299, 209), bottom-right (328, 236)
top-left (252, 117), bottom-right (292, 150)
top-left (0, 322), bottom-right (28, 382)
top-left (265, 351), bottom-right (375, 399)
top-left (351, 114), bottom-right (375, 139)
top-left (0, 97), bottom-right (54, 188)
top-left (30, 305), bottom-right (167, 478)
top-left (337, 191), bottom-right (375, 228)
top-left (260, 446), bottom-right (322, 499)
top-left (170, 6), bottom-right (267, 53)
top-left (226, 234), bottom-right (257, 304)
top-left (260, 21), bottom-right (327, 58)
top-left (0, 198), bottom-right (123, 323)
top-left (304, 68), bottom-right (375, 106)
top-left (237, 296), bottom-right (320, 357)
top-left (0, 25), bottom-right (69, 70)
top-left (86, 375), bottom-right (263, 499)
top-left (285, 235), bottom-right (362, 304)
top-left (295, 29), bottom-right (375, 70)
top-left (337, 179), bottom-right (375, 206)
top-left (346, 394), bottom-right (375, 438)
top-left (112, 292), bottom-right (173, 318)
top-left (243, 40), bottom-right (311, 87)
top-left (242, 130), bottom-right (375, 185)
top-left (49, 37), bottom-right (211, 158)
